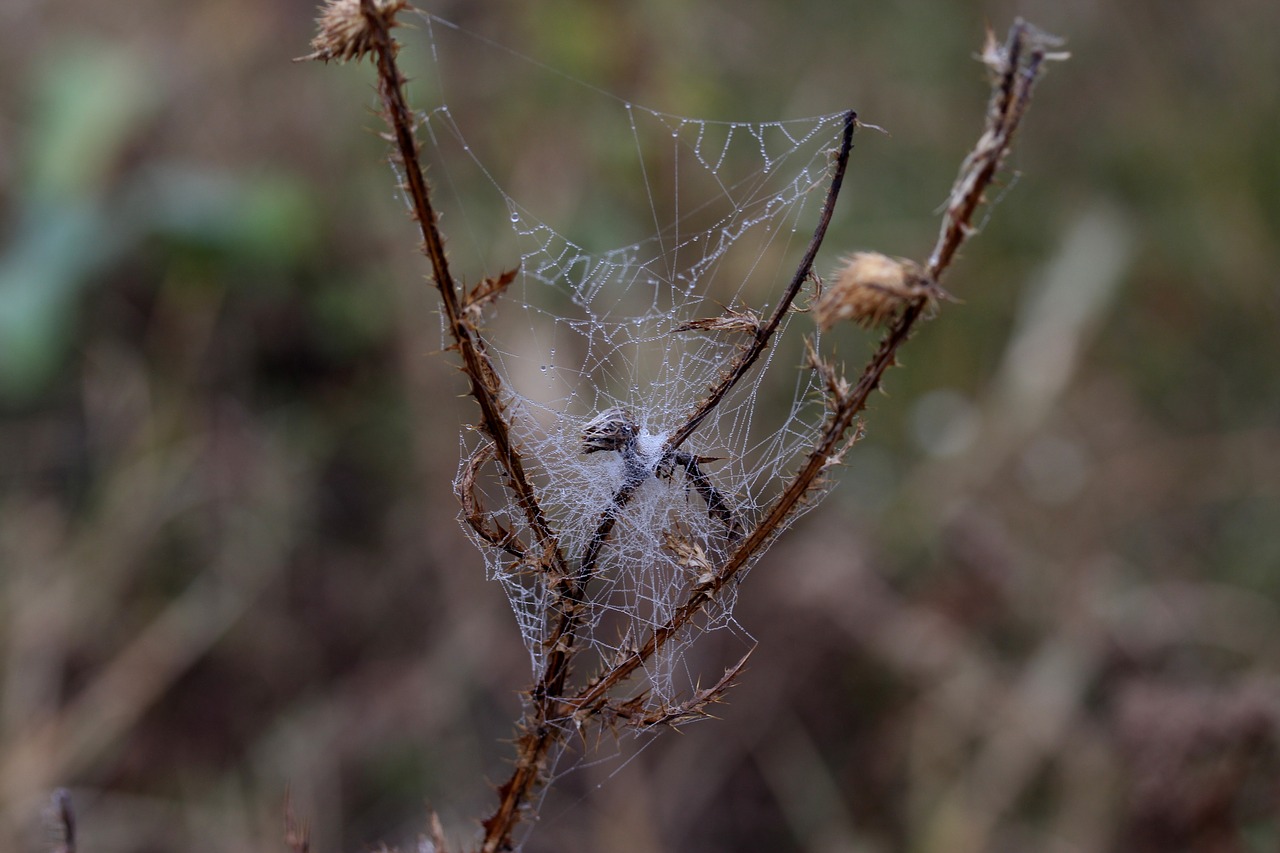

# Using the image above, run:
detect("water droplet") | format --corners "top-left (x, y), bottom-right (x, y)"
top-left (510, 212), bottom-right (520, 223)
top-left (540, 365), bottom-right (547, 372)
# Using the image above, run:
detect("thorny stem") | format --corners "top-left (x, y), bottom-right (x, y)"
top-left (672, 451), bottom-right (741, 535)
top-left (315, 8), bottom-right (1058, 851)
top-left (927, 19), bottom-right (1050, 278)
top-left (666, 109), bottom-right (858, 453)
top-left (354, 16), bottom-right (583, 846)
top-left (360, 0), bottom-right (566, 578)
top-left (570, 109), bottom-right (857, 604)
top-left (478, 108), bottom-right (860, 853)
top-left (571, 17), bottom-right (1058, 724)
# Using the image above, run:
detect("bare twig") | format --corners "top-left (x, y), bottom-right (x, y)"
top-left (570, 110), bottom-right (857, 599)
top-left (308, 11), bottom-right (1060, 852)
top-left (928, 20), bottom-right (1065, 279)
top-left (666, 110), bottom-right (858, 453)
top-left (351, 0), bottom-right (568, 580)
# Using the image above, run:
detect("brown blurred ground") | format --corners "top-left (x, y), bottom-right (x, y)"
top-left (2, 1), bottom-right (1279, 851)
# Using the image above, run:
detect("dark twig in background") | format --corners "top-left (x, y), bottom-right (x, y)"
top-left (47, 789), bottom-right (74, 853)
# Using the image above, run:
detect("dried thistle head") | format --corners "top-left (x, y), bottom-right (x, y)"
top-left (297, 0), bottom-right (409, 64)
top-left (814, 252), bottom-right (937, 330)
top-left (580, 407), bottom-right (638, 454)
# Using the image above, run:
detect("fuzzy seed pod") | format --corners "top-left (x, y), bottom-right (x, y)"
top-left (814, 252), bottom-right (935, 331)
top-left (299, 0), bottom-right (409, 64)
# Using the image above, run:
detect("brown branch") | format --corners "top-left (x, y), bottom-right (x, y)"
top-left (355, 0), bottom-right (567, 579)
top-left (666, 109), bottom-right (858, 453)
top-left (566, 109), bottom-right (858, 612)
top-left (310, 11), bottom-right (1060, 851)
top-left (927, 19), bottom-right (1062, 279)
top-left (307, 12), bottom-right (579, 847)
top-left (568, 18), bottom-right (1060, 725)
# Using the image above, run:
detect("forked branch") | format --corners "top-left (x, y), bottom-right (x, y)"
top-left (306, 8), bottom-right (1061, 852)
top-left (331, 0), bottom-right (569, 580)
top-left (572, 110), bottom-right (856, 597)
top-left (569, 16), bottom-right (1062, 726)
top-left (666, 110), bottom-right (858, 452)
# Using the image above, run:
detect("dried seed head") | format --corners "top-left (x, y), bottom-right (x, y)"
top-left (814, 252), bottom-right (936, 330)
top-left (298, 0), bottom-right (409, 64)
top-left (581, 407), bottom-right (639, 454)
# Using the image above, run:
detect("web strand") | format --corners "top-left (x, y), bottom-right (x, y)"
top-left (413, 11), bottom-right (852, 709)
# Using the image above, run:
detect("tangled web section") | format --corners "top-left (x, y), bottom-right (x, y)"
top-left (410, 10), bottom-right (850, 709)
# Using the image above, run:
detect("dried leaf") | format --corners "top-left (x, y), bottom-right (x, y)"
top-left (457, 443), bottom-right (525, 558)
top-left (463, 266), bottom-right (519, 320)
top-left (675, 306), bottom-right (761, 335)
top-left (663, 527), bottom-right (716, 589)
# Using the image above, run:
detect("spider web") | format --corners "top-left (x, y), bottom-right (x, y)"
top-left (408, 11), bottom-right (850, 713)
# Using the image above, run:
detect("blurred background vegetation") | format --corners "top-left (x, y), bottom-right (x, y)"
top-left (2, 1), bottom-right (1278, 851)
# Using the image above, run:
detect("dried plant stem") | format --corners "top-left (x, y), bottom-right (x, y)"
top-left (359, 0), bottom-right (566, 577)
top-left (572, 112), bottom-right (857, 585)
top-left (474, 108), bottom-right (859, 852)
top-left (350, 10), bottom-right (587, 845)
top-left (666, 110), bottom-right (858, 451)
top-left (310, 8), bottom-right (1059, 851)
top-left (570, 17), bottom-right (1059, 728)
top-left (928, 20), bottom-right (1057, 279)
